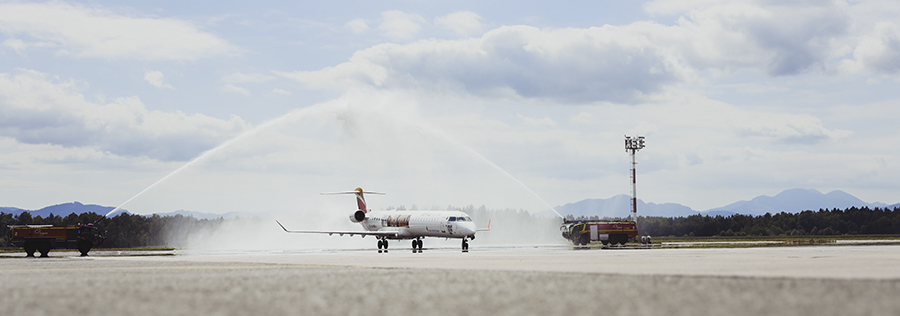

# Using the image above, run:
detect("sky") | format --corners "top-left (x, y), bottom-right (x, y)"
top-left (1, 0), bottom-right (899, 216)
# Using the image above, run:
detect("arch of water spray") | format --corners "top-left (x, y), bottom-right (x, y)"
top-left (104, 97), bottom-right (562, 219)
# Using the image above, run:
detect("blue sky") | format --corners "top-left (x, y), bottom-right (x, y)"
top-left (1, 0), bottom-right (898, 215)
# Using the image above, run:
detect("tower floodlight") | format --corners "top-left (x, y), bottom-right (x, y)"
top-left (625, 135), bottom-right (645, 222)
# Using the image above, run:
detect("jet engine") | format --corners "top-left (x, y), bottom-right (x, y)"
top-left (350, 210), bottom-right (366, 223)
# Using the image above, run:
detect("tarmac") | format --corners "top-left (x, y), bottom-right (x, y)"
top-left (2, 244), bottom-right (899, 316)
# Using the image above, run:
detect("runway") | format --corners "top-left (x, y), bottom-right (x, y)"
top-left (2, 245), bottom-right (899, 315)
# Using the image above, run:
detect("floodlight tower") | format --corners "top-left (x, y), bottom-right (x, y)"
top-left (625, 135), bottom-right (646, 222)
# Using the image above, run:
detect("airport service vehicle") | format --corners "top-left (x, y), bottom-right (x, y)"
top-left (277, 187), bottom-right (490, 252)
top-left (7, 224), bottom-right (107, 257)
top-left (561, 219), bottom-right (638, 246)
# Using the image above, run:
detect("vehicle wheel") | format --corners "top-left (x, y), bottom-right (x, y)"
top-left (78, 239), bottom-right (92, 256)
top-left (38, 241), bottom-right (52, 258)
top-left (601, 240), bottom-right (609, 246)
top-left (580, 234), bottom-right (591, 246)
top-left (24, 241), bottom-right (36, 257)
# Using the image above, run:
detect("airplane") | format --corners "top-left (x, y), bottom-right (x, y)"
top-left (276, 187), bottom-right (490, 252)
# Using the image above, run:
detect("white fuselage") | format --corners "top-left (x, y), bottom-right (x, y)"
top-left (360, 210), bottom-right (477, 239)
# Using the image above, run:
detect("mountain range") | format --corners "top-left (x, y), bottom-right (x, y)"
top-left (0, 202), bottom-right (259, 220)
top-left (3, 189), bottom-right (897, 219)
top-left (552, 188), bottom-right (895, 219)
top-left (0, 201), bottom-right (131, 218)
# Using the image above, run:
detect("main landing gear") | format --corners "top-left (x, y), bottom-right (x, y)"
top-left (411, 239), bottom-right (423, 253)
top-left (377, 238), bottom-right (389, 253)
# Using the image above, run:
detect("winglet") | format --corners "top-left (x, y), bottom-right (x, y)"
top-left (276, 220), bottom-right (289, 232)
top-left (477, 219), bottom-right (492, 231)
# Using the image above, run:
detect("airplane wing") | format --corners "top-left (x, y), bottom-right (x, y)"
top-left (276, 220), bottom-right (400, 238)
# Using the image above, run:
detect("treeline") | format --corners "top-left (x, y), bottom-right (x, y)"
top-left (638, 206), bottom-right (900, 237)
top-left (4, 205), bottom-right (899, 248)
top-left (1, 204), bottom-right (561, 248)
top-left (0, 211), bottom-right (226, 248)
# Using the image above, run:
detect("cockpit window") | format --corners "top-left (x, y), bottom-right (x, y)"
top-left (448, 217), bottom-right (457, 221)
top-left (465, 217), bottom-right (472, 222)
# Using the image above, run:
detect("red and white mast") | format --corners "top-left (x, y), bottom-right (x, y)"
top-left (625, 135), bottom-right (645, 222)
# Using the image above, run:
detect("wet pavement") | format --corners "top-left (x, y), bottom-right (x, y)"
top-left (2, 245), bottom-right (899, 315)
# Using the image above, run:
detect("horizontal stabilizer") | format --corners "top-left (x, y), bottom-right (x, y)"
top-left (321, 191), bottom-right (386, 195)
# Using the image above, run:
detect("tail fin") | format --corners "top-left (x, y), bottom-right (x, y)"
top-left (353, 188), bottom-right (367, 212)
top-left (322, 187), bottom-right (385, 213)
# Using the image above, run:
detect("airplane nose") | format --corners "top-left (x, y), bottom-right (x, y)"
top-left (459, 223), bottom-right (476, 235)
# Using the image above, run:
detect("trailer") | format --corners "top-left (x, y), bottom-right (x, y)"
top-left (561, 220), bottom-right (639, 246)
top-left (7, 224), bottom-right (107, 257)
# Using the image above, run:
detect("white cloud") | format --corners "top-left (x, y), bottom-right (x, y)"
top-left (0, 2), bottom-right (239, 60)
top-left (143, 70), bottom-right (174, 89)
top-left (378, 11), bottom-right (427, 41)
top-left (278, 25), bottom-right (689, 104)
top-left (272, 88), bottom-right (291, 95)
top-left (435, 11), bottom-right (485, 37)
top-left (627, 122), bottom-right (658, 136)
top-left (569, 112), bottom-right (594, 125)
top-left (517, 114), bottom-right (557, 128)
top-left (0, 69), bottom-right (247, 161)
top-left (276, 2), bottom-right (900, 103)
top-left (222, 84), bottom-right (251, 96)
top-left (734, 112), bottom-right (853, 144)
top-left (223, 72), bottom-right (275, 83)
top-left (2, 38), bottom-right (54, 55)
top-left (840, 22), bottom-right (900, 74)
top-left (346, 18), bottom-right (369, 33)
top-left (644, 0), bottom-right (851, 76)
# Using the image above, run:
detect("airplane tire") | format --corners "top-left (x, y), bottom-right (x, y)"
top-left (24, 241), bottom-right (37, 257)
top-left (383, 240), bottom-right (388, 249)
top-left (78, 239), bottom-right (92, 256)
top-left (38, 241), bottom-right (52, 258)
top-left (377, 240), bottom-right (383, 249)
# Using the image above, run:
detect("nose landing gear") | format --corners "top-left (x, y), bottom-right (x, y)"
top-left (461, 239), bottom-right (469, 252)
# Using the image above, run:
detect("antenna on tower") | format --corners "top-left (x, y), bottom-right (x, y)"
top-left (625, 135), bottom-right (645, 222)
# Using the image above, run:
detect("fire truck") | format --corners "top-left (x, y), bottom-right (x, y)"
top-left (561, 219), bottom-right (639, 246)
top-left (7, 224), bottom-right (107, 257)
